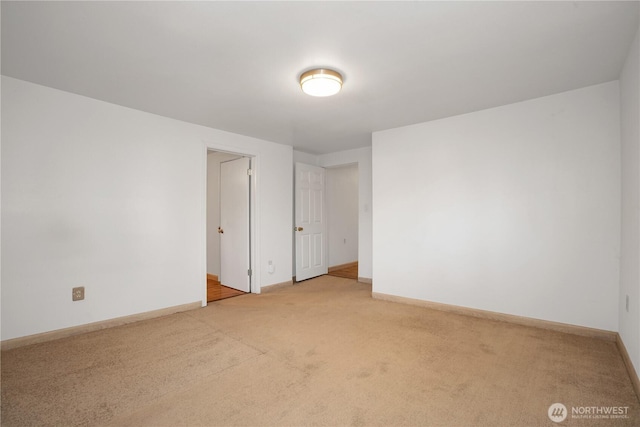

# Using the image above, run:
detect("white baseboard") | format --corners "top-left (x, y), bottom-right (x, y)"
top-left (1, 301), bottom-right (202, 351)
top-left (260, 280), bottom-right (294, 293)
top-left (371, 292), bottom-right (616, 341)
top-left (616, 334), bottom-right (640, 402)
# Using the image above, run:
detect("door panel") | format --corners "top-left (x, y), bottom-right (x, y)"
top-left (220, 157), bottom-right (250, 292)
top-left (295, 162), bottom-right (327, 281)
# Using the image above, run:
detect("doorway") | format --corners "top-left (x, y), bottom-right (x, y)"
top-left (326, 164), bottom-right (359, 280)
top-left (294, 162), bottom-right (359, 282)
top-left (206, 151), bottom-right (253, 302)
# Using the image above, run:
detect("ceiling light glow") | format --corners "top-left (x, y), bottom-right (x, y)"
top-left (300, 68), bottom-right (343, 97)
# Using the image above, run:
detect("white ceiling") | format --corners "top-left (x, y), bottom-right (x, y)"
top-left (2, 1), bottom-right (638, 154)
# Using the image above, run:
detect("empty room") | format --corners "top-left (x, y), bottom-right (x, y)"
top-left (1, 1), bottom-right (639, 426)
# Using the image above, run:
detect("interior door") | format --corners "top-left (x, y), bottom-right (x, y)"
top-left (220, 157), bottom-right (251, 292)
top-left (295, 162), bottom-right (327, 281)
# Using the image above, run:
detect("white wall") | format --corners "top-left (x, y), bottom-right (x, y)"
top-left (326, 164), bottom-right (358, 267)
top-left (373, 81), bottom-right (621, 331)
top-left (206, 151), bottom-right (241, 276)
top-left (1, 76), bottom-right (293, 340)
top-left (620, 25), bottom-right (640, 373)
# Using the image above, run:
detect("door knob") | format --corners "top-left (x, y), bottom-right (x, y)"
top-left (295, 226), bottom-right (303, 231)
top-left (218, 226), bottom-right (224, 234)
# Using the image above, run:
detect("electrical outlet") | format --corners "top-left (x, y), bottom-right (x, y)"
top-left (72, 287), bottom-right (85, 301)
top-left (626, 295), bottom-right (629, 312)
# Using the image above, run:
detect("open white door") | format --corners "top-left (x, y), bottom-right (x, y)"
top-left (220, 157), bottom-right (251, 292)
top-left (295, 162), bottom-right (327, 281)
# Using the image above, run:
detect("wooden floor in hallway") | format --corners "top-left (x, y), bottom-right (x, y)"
top-left (327, 262), bottom-right (358, 280)
top-left (207, 276), bottom-right (245, 302)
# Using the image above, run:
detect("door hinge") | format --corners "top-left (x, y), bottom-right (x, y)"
top-left (247, 169), bottom-right (253, 176)
top-left (248, 269), bottom-right (252, 276)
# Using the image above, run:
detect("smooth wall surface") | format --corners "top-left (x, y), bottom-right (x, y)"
top-left (1, 76), bottom-right (293, 340)
top-left (620, 25), bottom-right (640, 373)
top-left (373, 81), bottom-right (621, 331)
top-left (326, 164), bottom-right (358, 267)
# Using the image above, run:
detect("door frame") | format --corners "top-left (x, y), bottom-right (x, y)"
top-left (202, 142), bottom-right (260, 306)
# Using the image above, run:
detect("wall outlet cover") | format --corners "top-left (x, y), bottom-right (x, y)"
top-left (72, 287), bottom-right (85, 301)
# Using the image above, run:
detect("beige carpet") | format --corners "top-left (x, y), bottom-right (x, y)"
top-left (2, 275), bottom-right (638, 426)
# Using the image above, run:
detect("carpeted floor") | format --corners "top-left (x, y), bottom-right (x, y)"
top-left (2, 275), bottom-right (638, 426)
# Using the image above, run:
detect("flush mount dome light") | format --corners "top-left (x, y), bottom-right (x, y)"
top-left (299, 68), bottom-right (343, 97)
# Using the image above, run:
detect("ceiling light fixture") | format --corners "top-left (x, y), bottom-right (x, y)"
top-left (299, 68), bottom-right (343, 97)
